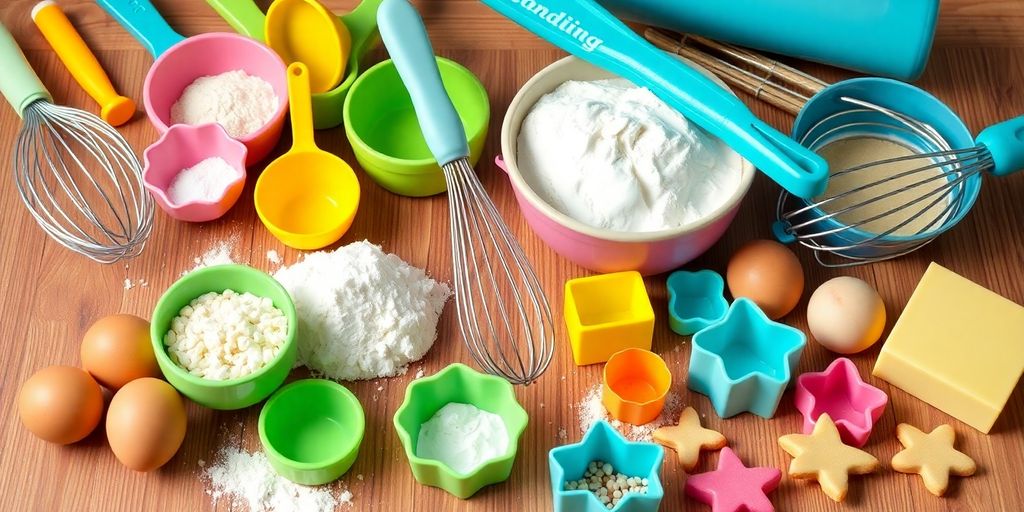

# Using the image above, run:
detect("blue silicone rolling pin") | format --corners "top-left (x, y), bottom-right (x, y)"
top-left (599, 0), bottom-right (939, 81)
top-left (480, 0), bottom-right (830, 200)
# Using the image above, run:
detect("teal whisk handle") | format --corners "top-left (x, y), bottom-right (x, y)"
top-left (378, 0), bottom-right (468, 166)
top-left (480, 0), bottom-right (829, 199)
top-left (976, 115), bottom-right (1024, 177)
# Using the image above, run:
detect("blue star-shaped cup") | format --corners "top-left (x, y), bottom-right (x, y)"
top-left (666, 269), bottom-right (730, 335)
top-left (688, 298), bottom-right (806, 418)
top-left (549, 420), bottom-right (664, 512)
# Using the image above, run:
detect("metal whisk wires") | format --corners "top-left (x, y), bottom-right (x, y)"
top-left (13, 101), bottom-right (153, 263)
top-left (443, 158), bottom-right (556, 385)
top-left (775, 98), bottom-right (981, 267)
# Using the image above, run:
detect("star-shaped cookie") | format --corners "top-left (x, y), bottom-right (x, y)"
top-left (685, 447), bottom-right (781, 512)
top-left (891, 423), bottom-right (977, 497)
top-left (778, 413), bottom-right (880, 502)
top-left (653, 406), bottom-right (727, 471)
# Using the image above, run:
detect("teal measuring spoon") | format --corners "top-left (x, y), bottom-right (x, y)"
top-left (480, 0), bottom-right (829, 199)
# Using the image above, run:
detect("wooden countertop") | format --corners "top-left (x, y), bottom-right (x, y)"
top-left (1, 1), bottom-right (1022, 510)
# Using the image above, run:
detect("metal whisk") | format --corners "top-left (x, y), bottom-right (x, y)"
top-left (380, 0), bottom-right (555, 384)
top-left (2, 23), bottom-right (152, 264)
top-left (647, 30), bottom-right (1024, 266)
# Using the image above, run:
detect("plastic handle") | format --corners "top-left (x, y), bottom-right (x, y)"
top-left (480, 0), bottom-right (829, 199)
top-left (95, 0), bottom-right (184, 57)
top-left (378, 0), bottom-right (468, 165)
top-left (344, 0), bottom-right (384, 60)
top-left (976, 115), bottom-right (1024, 178)
top-left (285, 63), bottom-right (318, 151)
top-left (0, 22), bottom-right (51, 117)
top-left (32, 1), bottom-right (135, 126)
top-left (206, 0), bottom-right (265, 41)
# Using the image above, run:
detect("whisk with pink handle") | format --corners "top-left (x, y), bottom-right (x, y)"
top-left (378, 0), bottom-right (554, 384)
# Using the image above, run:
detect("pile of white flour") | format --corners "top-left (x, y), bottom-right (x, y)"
top-left (517, 78), bottom-right (743, 233)
top-left (171, 70), bottom-right (278, 138)
top-left (203, 445), bottom-right (351, 511)
top-left (273, 241), bottom-right (451, 380)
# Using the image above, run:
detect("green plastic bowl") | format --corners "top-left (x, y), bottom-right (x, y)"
top-left (343, 57), bottom-right (490, 197)
top-left (259, 379), bottom-right (365, 485)
top-left (150, 264), bottom-right (297, 410)
top-left (393, 363), bottom-right (528, 499)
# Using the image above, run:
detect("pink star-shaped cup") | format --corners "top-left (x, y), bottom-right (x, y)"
top-left (794, 357), bottom-right (888, 447)
top-left (685, 447), bottom-right (781, 512)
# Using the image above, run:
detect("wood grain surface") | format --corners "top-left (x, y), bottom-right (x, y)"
top-left (1, 1), bottom-right (1022, 511)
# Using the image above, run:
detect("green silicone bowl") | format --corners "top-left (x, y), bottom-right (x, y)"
top-left (343, 57), bottom-right (490, 197)
top-left (393, 363), bottom-right (528, 499)
top-left (150, 264), bottom-right (297, 410)
top-left (259, 379), bottom-right (365, 485)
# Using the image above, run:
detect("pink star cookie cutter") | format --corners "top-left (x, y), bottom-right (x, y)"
top-left (685, 447), bottom-right (781, 512)
top-left (794, 357), bottom-right (888, 447)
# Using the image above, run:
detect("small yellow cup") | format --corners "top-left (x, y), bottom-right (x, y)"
top-left (564, 271), bottom-right (655, 366)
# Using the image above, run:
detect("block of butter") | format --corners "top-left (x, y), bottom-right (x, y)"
top-left (873, 263), bottom-right (1024, 433)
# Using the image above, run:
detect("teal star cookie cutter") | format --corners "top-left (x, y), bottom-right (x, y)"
top-left (688, 298), bottom-right (806, 418)
top-left (549, 420), bottom-right (664, 512)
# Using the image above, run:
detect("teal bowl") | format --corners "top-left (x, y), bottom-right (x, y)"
top-left (259, 379), bottom-right (366, 485)
top-left (150, 264), bottom-right (297, 410)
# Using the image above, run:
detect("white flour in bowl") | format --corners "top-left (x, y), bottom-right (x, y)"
top-left (170, 70), bottom-right (278, 138)
top-left (517, 78), bottom-right (743, 233)
top-left (273, 241), bottom-right (451, 381)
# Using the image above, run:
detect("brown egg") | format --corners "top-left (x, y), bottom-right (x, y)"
top-left (106, 378), bottom-right (187, 472)
top-left (727, 240), bottom-right (804, 319)
top-left (18, 366), bottom-right (104, 444)
top-left (81, 314), bottom-right (161, 390)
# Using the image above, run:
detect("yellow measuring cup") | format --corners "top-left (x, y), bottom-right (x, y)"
top-left (266, 0), bottom-right (351, 93)
top-left (255, 63), bottom-right (360, 250)
top-left (31, 0), bottom-right (135, 126)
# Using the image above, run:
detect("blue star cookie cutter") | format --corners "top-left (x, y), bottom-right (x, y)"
top-left (549, 420), bottom-right (664, 512)
top-left (688, 298), bottom-right (806, 418)
top-left (666, 270), bottom-right (729, 335)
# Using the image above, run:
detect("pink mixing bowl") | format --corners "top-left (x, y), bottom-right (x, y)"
top-left (499, 57), bottom-right (755, 276)
top-left (143, 123), bottom-right (248, 223)
top-left (98, 0), bottom-right (287, 165)
top-left (144, 33), bottom-right (288, 165)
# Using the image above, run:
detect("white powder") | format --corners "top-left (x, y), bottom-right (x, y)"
top-left (203, 445), bottom-right (351, 511)
top-left (171, 70), bottom-right (278, 138)
top-left (266, 249), bottom-right (282, 265)
top-left (273, 241), bottom-right (451, 381)
top-left (416, 403), bottom-right (510, 474)
top-left (517, 78), bottom-right (743, 232)
top-left (576, 384), bottom-right (683, 441)
top-left (183, 240), bottom-right (237, 276)
top-left (167, 157), bottom-right (239, 205)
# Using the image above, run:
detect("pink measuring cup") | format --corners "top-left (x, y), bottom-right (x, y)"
top-left (97, 0), bottom-right (287, 165)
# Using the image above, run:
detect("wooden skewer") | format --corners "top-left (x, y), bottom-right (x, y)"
top-left (645, 29), bottom-right (807, 116)
top-left (686, 34), bottom-right (827, 96)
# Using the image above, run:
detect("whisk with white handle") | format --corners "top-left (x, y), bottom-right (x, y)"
top-left (378, 0), bottom-right (554, 384)
top-left (648, 30), bottom-right (1024, 266)
top-left (1, 22), bottom-right (152, 263)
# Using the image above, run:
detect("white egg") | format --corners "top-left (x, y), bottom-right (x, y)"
top-left (807, 276), bottom-right (886, 354)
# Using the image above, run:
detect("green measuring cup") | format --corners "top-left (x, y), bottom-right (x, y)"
top-left (207, 0), bottom-right (383, 129)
